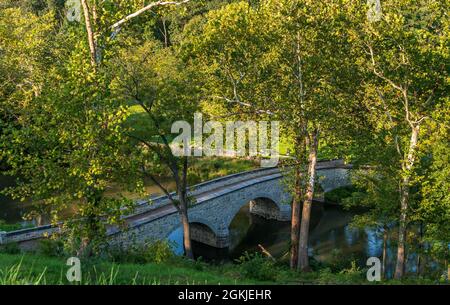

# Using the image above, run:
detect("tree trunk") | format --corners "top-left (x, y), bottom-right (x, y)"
top-left (382, 226), bottom-right (388, 279)
top-left (179, 194), bottom-right (194, 260)
top-left (417, 222), bottom-right (424, 276)
top-left (394, 125), bottom-right (419, 279)
top-left (446, 258), bottom-right (449, 281)
top-left (395, 183), bottom-right (408, 279)
top-left (81, 0), bottom-right (97, 70)
top-left (77, 188), bottom-right (102, 257)
top-left (290, 167), bottom-right (302, 269)
top-left (298, 130), bottom-right (318, 271)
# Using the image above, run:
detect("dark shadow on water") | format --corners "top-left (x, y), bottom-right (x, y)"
top-left (174, 203), bottom-right (431, 277)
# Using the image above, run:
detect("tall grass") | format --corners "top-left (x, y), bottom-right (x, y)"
top-left (0, 253), bottom-right (250, 285)
top-left (0, 253), bottom-right (441, 285)
top-left (0, 260), bottom-right (47, 285)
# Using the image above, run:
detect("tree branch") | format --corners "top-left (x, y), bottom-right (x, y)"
top-left (211, 96), bottom-right (274, 115)
top-left (110, 0), bottom-right (190, 37)
top-left (142, 168), bottom-right (181, 212)
top-left (81, 0), bottom-right (97, 69)
top-left (376, 89), bottom-right (403, 157)
top-left (367, 44), bottom-right (403, 92)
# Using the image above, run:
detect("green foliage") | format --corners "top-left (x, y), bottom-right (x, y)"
top-left (187, 157), bottom-right (257, 185)
top-left (0, 220), bottom-right (25, 232)
top-left (0, 242), bottom-right (21, 255)
top-left (0, 252), bottom-right (443, 285)
top-left (107, 240), bottom-right (175, 265)
top-left (0, 7), bottom-right (57, 131)
top-left (0, 260), bottom-right (47, 285)
top-left (0, 5), bottom-right (142, 253)
top-left (344, 0), bottom-right (449, 248)
top-left (236, 252), bottom-right (277, 281)
top-left (324, 186), bottom-right (361, 204)
top-left (37, 239), bottom-right (65, 257)
top-left (343, 169), bottom-right (400, 228)
top-left (317, 263), bottom-right (365, 285)
top-left (324, 249), bottom-right (363, 274)
top-left (416, 103), bottom-right (450, 261)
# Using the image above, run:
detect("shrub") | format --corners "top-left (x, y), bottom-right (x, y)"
top-left (236, 252), bottom-right (277, 281)
top-left (323, 249), bottom-right (363, 273)
top-left (325, 185), bottom-right (360, 204)
top-left (107, 240), bottom-right (175, 264)
top-left (38, 239), bottom-right (65, 257)
top-left (317, 263), bottom-right (365, 284)
top-left (143, 240), bottom-right (175, 264)
top-left (0, 242), bottom-right (21, 255)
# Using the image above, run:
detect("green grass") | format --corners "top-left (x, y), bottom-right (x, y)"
top-left (124, 105), bottom-right (168, 142)
top-left (188, 157), bottom-right (258, 185)
top-left (0, 252), bottom-right (443, 285)
top-left (0, 220), bottom-right (34, 232)
top-left (0, 253), bottom-right (262, 285)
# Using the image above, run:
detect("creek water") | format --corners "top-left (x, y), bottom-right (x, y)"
top-left (169, 203), bottom-right (421, 278)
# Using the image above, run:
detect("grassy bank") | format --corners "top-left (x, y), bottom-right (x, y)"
top-left (0, 253), bottom-right (255, 285)
top-left (0, 252), bottom-right (442, 285)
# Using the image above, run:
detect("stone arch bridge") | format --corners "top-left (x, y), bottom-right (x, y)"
top-left (0, 160), bottom-right (351, 250)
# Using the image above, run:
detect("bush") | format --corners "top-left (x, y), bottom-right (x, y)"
top-left (180, 256), bottom-right (208, 272)
top-left (143, 240), bottom-right (175, 264)
top-left (107, 240), bottom-right (175, 264)
top-left (325, 185), bottom-right (359, 204)
top-left (320, 249), bottom-right (363, 273)
top-left (236, 252), bottom-right (277, 281)
top-left (38, 239), bottom-right (65, 257)
top-left (317, 263), bottom-right (365, 284)
top-left (0, 242), bottom-right (21, 254)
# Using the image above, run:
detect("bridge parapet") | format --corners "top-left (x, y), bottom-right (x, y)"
top-left (131, 166), bottom-right (281, 216)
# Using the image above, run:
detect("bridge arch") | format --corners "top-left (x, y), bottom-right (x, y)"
top-left (248, 196), bottom-right (284, 221)
top-left (165, 216), bottom-right (230, 249)
top-left (220, 188), bottom-right (292, 232)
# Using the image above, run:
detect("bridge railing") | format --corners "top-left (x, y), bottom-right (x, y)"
top-left (130, 166), bottom-right (281, 216)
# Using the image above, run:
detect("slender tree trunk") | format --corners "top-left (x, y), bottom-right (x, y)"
top-left (162, 18), bottom-right (169, 47)
top-left (81, 0), bottom-right (97, 70)
top-left (382, 226), bottom-right (388, 279)
top-left (395, 183), bottom-right (409, 279)
top-left (77, 188), bottom-right (102, 257)
top-left (417, 222), bottom-right (424, 275)
top-left (394, 125), bottom-right (419, 279)
top-left (290, 167), bottom-right (302, 269)
top-left (446, 258), bottom-right (449, 281)
top-left (298, 129), bottom-right (318, 271)
top-left (178, 157), bottom-right (194, 260)
top-left (180, 197), bottom-right (194, 259)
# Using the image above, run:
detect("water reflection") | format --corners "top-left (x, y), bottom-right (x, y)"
top-left (365, 228), bottom-right (382, 258)
top-left (167, 227), bottom-right (184, 256)
top-left (344, 226), bottom-right (358, 246)
top-left (167, 203), bottom-right (426, 277)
